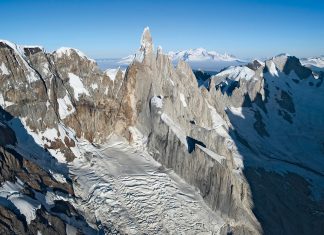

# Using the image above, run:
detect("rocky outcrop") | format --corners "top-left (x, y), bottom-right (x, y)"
top-left (0, 116), bottom-right (97, 234)
top-left (0, 39), bottom-right (134, 161)
top-left (116, 28), bottom-right (261, 234)
top-left (209, 53), bottom-right (324, 235)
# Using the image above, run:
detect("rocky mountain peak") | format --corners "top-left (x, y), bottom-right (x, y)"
top-left (0, 40), bottom-right (24, 55)
top-left (140, 26), bottom-right (153, 55)
top-left (53, 47), bottom-right (95, 64)
top-left (266, 53), bottom-right (312, 79)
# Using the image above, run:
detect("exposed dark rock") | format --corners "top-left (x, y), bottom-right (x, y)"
top-left (246, 60), bottom-right (263, 71)
top-left (244, 168), bottom-right (324, 235)
top-left (275, 90), bottom-right (295, 113)
top-left (24, 47), bottom-right (43, 56)
top-left (253, 110), bottom-right (269, 137)
top-left (282, 56), bottom-right (312, 79)
top-left (186, 136), bottom-right (206, 153)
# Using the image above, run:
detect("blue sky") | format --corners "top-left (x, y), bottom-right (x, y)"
top-left (1, 0), bottom-right (323, 59)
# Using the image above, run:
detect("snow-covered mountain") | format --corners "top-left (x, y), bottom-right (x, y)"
top-left (167, 48), bottom-right (245, 71)
top-left (168, 48), bottom-right (237, 62)
top-left (96, 48), bottom-right (245, 72)
top-left (0, 29), bottom-right (323, 235)
top-left (300, 56), bottom-right (324, 72)
top-left (209, 54), bottom-right (324, 235)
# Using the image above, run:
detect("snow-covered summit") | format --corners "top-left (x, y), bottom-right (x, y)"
top-left (53, 47), bottom-right (95, 62)
top-left (140, 27), bottom-right (153, 53)
top-left (167, 48), bottom-right (245, 71)
top-left (133, 27), bottom-right (154, 63)
top-left (216, 65), bottom-right (256, 81)
top-left (168, 48), bottom-right (239, 62)
top-left (0, 39), bottom-right (29, 58)
top-left (140, 27), bottom-right (154, 54)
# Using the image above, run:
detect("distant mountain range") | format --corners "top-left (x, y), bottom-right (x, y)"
top-left (300, 56), bottom-right (324, 72)
top-left (168, 48), bottom-right (247, 71)
top-left (97, 52), bottom-right (324, 74)
top-left (96, 48), bottom-right (246, 72)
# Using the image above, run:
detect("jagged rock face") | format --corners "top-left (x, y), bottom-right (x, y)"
top-left (209, 54), bottom-right (324, 234)
top-left (0, 42), bottom-right (126, 233)
top-left (118, 29), bottom-right (261, 234)
top-left (0, 41), bottom-right (132, 162)
top-left (0, 116), bottom-right (97, 234)
top-left (210, 54), bottom-right (324, 170)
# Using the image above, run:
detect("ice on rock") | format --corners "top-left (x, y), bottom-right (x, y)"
top-left (105, 68), bottom-right (121, 81)
top-left (267, 61), bottom-right (279, 77)
top-left (90, 83), bottom-right (98, 90)
top-left (161, 113), bottom-right (188, 147)
top-left (0, 62), bottom-right (10, 75)
top-left (68, 73), bottom-right (90, 100)
top-left (0, 40), bottom-right (40, 83)
top-left (0, 93), bottom-right (14, 108)
top-left (57, 95), bottom-right (75, 119)
top-left (179, 93), bottom-right (187, 108)
top-left (151, 96), bottom-right (163, 109)
top-left (0, 180), bottom-right (41, 224)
